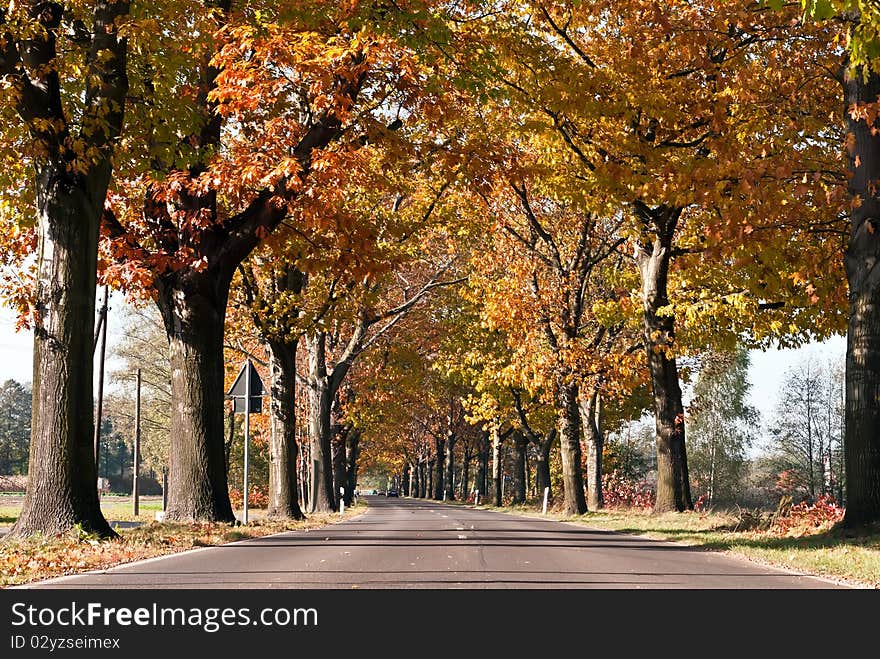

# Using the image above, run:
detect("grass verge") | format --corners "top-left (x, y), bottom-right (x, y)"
top-left (0, 503), bottom-right (365, 588)
top-left (484, 504), bottom-right (880, 588)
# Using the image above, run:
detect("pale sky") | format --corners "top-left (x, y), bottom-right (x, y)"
top-left (0, 302), bottom-right (848, 427)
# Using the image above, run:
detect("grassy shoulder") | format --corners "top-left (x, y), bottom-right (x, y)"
top-left (0, 501), bottom-right (366, 588)
top-left (485, 503), bottom-right (880, 588)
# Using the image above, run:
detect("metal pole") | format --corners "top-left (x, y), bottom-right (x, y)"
top-left (243, 360), bottom-right (251, 525)
top-left (93, 285), bottom-right (109, 469)
top-left (162, 468), bottom-right (168, 511)
top-left (133, 368), bottom-right (141, 517)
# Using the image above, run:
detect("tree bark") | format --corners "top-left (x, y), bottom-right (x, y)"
top-left (344, 428), bottom-right (360, 506)
top-left (534, 429), bottom-right (555, 499)
top-left (512, 430), bottom-right (528, 505)
top-left (444, 430), bottom-right (456, 501)
top-left (433, 436), bottom-right (445, 500)
top-left (9, 0), bottom-right (130, 539)
top-left (558, 382), bottom-right (588, 515)
top-left (460, 444), bottom-right (472, 500)
top-left (426, 459), bottom-right (434, 499)
top-left (491, 427), bottom-right (504, 506)
top-left (843, 62), bottom-right (880, 526)
top-left (476, 429), bottom-right (490, 499)
top-left (266, 338), bottom-right (304, 520)
top-left (580, 389), bottom-right (604, 511)
top-left (636, 204), bottom-right (693, 513)
top-left (157, 271), bottom-right (235, 523)
top-left (306, 332), bottom-right (337, 513)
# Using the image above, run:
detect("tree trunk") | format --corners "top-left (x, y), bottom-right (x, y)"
top-left (580, 389), bottom-right (604, 511)
top-left (344, 428), bottom-right (360, 506)
top-left (332, 431), bottom-right (346, 502)
top-left (9, 0), bottom-right (129, 541)
top-left (492, 427), bottom-right (504, 506)
top-left (476, 429), bottom-right (490, 499)
top-left (843, 62), bottom-right (880, 526)
top-left (11, 177), bottom-right (113, 538)
top-left (460, 445), bottom-right (471, 500)
top-left (418, 459), bottom-right (427, 498)
top-left (534, 429), bottom-right (555, 499)
top-left (306, 333), bottom-right (337, 513)
top-left (426, 459), bottom-right (434, 498)
top-left (403, 462), bottom-right (412, 497)
top-left (558, 382), bottom-right (588, 515)
top-left (636, 206), bottom-right (693, 513)
top-left (156, 271), bottom-right (235, 523)
top-left (512, 430), bottom-right (528, 505)
top-left (433, 436), bottom-right (445, 500)
top-left (444, 431), bottom-right (456, 501)
top-left (265, 338), bottom-right (304, 520)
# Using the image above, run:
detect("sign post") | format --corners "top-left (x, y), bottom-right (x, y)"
top-left (226, 359), bottom-right (266, 526)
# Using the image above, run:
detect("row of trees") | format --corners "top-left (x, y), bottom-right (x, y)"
top-left (1, 1), bottom-right (880, 538)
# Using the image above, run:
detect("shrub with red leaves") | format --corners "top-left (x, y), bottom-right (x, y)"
top-left (601, 473), bottom-right (654, 510)
top-left (771, 494), bottom-right (844, 535)
top-left (228, 486), bottom-right (269, 508)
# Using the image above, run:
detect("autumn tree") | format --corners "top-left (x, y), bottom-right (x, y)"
top-left (0, 0), bottom-right (133, 537)
top-left (789, 0), bottom-right (880, 525)
top-left (100, 1), bottom-right (475, 521)
top-left (489, 0), bottom-right (846, 513)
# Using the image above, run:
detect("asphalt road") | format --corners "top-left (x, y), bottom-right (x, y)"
top-left (23, 496), bottom-right (841, 589)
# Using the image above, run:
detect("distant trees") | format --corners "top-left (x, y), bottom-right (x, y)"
top-left (687, 350), bottom-right (759, 507)
top-left (0, 380), bottom-right (30, 475)
top-left (766, 356), bottom-right (844, 504)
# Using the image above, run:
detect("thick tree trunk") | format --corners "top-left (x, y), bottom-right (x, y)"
top-left (843, 63), bottom-right (880, 526)
top-left (558, 382), bottom-right (588, 515)
top-left (636, 206), bottom-right (693, 513)
top-left (157, 271), bottom-right (235, 523)
top-left (534, 429), bottom-right (555, 499)
top-left (344, 428), bottom-right (360, 506)
top-left (433, 437), bottom-right (445, 500)
top-left (444, 431), bottom-right (456, 501)
top-left (512, 430), bottom-right (528, 505)
top-left (403, 463), bottom-right (412, 497)
top-left (10, 0), bottom-right (129, 541)
top-left (580, 390), bottom-right (604, 511)
top-left (266, 338), bottom-right (304, 520)
top-left (426, 459), bottom-right (434, 498)
top-left (306, 333), bottom-right (337, 513)
top-left (11, 175), bottom-right (113, 538)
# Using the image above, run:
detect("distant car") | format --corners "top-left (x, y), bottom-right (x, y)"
top-left (387, 489), bottom-right (399, 497)
top-left (377, 489), bottom-right (386, 496)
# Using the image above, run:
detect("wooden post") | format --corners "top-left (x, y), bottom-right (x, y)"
top-left (133, 368), bottom-right (141, 517)
top-left (93, 285), bottom-right (109, 469)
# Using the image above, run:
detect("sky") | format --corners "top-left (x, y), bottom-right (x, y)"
top-left (0, 302), bottom-right (848, 433)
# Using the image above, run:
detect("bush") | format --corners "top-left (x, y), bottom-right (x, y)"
top-left (601, 473), bottom-right (654, 510)
top-left (228, 486), bottom-right (269, 508)
top-left (771, 494), bottom-right (844, 536)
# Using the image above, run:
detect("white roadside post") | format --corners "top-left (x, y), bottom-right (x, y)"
top-left (542, 487), bottom-right (550, 515)
top-left (340, 487), bottom-right (345, 515)
top-left (474, 489), bottom-right (480, 506)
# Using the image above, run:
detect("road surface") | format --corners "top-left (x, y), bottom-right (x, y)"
top-left (23, 496), bottom-right (841, 589)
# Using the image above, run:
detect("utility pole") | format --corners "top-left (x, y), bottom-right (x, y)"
top-left (93, 285), bottom-right (109, 468)
top-left (133, 368), bottom-right (141, 517)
